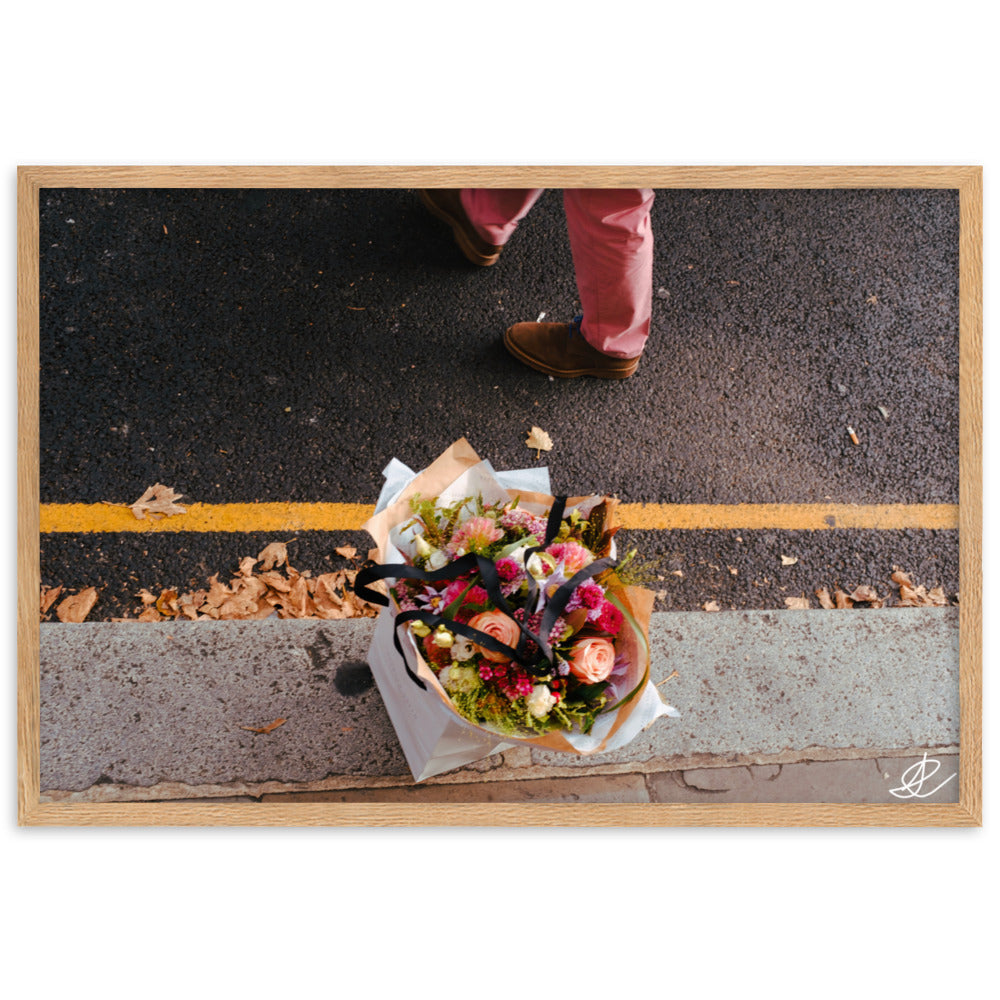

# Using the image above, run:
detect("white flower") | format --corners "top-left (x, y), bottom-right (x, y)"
top-left (450, 635), bottom-right (476, 662)
top-left (414, 534), bottom-right (433, 558)
top-left (526, 684), bottom-right (557, 719)
top-left (426, 548), bottom-right (449, 571)
top-left (506, 542), bottom-right (532, 568)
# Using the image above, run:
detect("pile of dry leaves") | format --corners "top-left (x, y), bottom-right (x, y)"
top-left (40, 542), bottom-right (384, 624)
top-left (783, 568), bottom-right (952, 610)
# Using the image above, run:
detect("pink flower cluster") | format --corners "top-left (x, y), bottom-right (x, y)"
top-left (565, 579), bottom-right (604, 614)
top-left (495, 558), bottom-right (521, 582)
top-left (478, 660), bottom-right (535, 700)
top-left (498, 507), bottom-right (547, 538)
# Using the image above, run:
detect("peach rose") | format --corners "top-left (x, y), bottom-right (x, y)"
top-left (468, 609), bottom-right (520, 662)
top-left (567, 636), bottom-right (616, 683)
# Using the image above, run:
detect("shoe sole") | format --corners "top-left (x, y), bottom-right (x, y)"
top-left (502, 328), bottom-right (639, 379)
top-left (419, 190), bottom-right (501, 267)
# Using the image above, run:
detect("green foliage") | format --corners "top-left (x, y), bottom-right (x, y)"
top-left (446, 678), bottom-right (607, 738)
top-left (408, 493), bottom-right (481, 548)
top-left (613, 547), bottom-right (659, 588)
top-left (572, 681), bottom-right (610, 703)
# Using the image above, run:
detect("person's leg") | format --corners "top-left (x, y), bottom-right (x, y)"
top-left (563, 188), bottom-right (655, 358)
top-left (502, 188), bottom-right (655, 378)
top-left (460, 189), bottom-right (545, 246)
top-left (420, 188), bottom-right (544, 266)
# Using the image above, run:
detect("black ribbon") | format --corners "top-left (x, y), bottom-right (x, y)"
top-left (353, 496), bottom-right (617, 689)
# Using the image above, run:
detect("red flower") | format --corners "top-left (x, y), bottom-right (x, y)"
top-left (596, 600), bottom-right (623, 635)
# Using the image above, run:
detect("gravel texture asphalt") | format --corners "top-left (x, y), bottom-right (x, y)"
top-left (37, 186), bottom-right (960, 616)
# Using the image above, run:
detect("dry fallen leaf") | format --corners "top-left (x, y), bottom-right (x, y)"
top-left (179, 589), bottom-right (208, 610)
top-left (155, 589), bottom-right (180, 616)
top-left (334, 545), bottom-right (358, 560)
top-left (525, 425), bottom-right (553, 455)
top-left (834, 588), bottom-right (853, 609)
top-left (278, 576), bottom-right (315, 618)
top-left (241, 718), bottom-right (287, 735)
top-left (238, 576), bottom-right (268, 601)
top-left (203, 574), bottom-right (234, 609)
top-left (780, 555), bottom-right (798, 566)
top-left (214, 591), bottom-right (255, 619)
top-left (703, 600), bottom-right (721, 612)
top-left (40, 585), bottom-right (63, 616)
top-left (258, 570), bottom-right (292, 593)
top-left (815, 588), bottom-right (836, 609)
top-left (56, 587), bottom-right (99, 623)
top-left (784, 596), bottom-right (811, 609)
top-left (848, 585), bottom-right (883, 607)
top-left (130, 483), bottom-right (187, 521)
top-left (257, 541), bottom-right (288, 571)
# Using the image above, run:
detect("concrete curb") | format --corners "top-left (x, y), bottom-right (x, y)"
top-left (39, 608), bottom-right (959, 800)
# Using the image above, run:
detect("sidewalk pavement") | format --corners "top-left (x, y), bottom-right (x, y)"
top-left (37, 607), bottom-right (960, 805)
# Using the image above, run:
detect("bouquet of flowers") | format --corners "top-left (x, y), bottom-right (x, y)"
top-left (383, 492), bottom-right (645, 738)
top-left (357, 439), bottom-right (673, 780)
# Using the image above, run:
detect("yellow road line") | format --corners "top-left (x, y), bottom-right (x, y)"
top-left (39, 502), bottom-right (377, 534)
top-left (39, 501), bottom-right (960, 534)
top-left (617, 503), bottom-right (959, 531)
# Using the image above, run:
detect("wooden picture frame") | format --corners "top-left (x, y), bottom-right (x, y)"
top-left (17, 165), bottom-right (982, 827)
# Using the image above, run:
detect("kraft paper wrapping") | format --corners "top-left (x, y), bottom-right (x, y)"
top-left (362, 438), bottom-right (673, 780)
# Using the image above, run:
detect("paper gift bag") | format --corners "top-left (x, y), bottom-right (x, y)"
top-left (367, 602), bottom-right (518, 781)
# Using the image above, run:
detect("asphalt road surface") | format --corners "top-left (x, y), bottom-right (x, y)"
top-left (37, 186), bottom-right (960, 618)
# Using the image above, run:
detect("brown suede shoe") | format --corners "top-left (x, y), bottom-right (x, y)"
top-left (503, 319), bottom-right (641, 379)
top-left (419, 189), bottom-right (503, 266)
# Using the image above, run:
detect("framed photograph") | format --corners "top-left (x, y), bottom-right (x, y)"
top-left (17, 165), bottom-right (982, 826)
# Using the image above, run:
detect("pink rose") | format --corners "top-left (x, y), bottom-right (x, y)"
top-left (567, 637), bottom-right (616, 683)
top-left (468, 609), bottom-right (520, 663)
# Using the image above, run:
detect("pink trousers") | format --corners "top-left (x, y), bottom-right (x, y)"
top-left (460, 188), bottom-right (655, 358)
